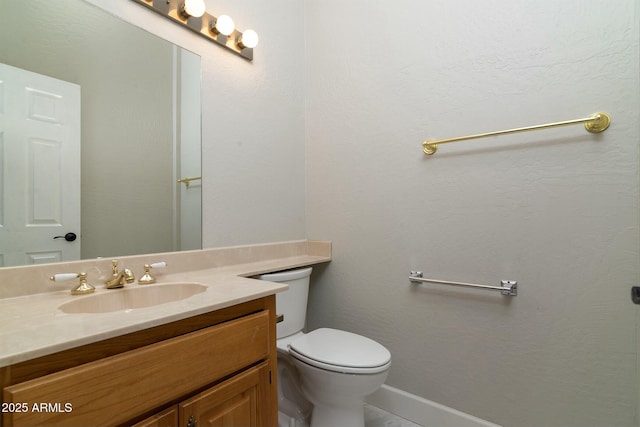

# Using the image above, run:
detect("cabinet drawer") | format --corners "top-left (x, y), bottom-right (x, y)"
top-left (3, 311), bottom-right (270, 427)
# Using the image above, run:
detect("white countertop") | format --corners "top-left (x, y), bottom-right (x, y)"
top-left (0, 248), bottom-right (330, 367)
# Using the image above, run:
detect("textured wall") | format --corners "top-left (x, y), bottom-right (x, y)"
top-left (305, 2), bottom-right (639, 427)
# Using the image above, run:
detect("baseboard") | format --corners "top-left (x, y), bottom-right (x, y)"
top-left (365, 384), bottom-right (502, 427)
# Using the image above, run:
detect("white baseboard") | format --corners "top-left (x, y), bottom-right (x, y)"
top-left (365, 384), bottom-right (502, 427)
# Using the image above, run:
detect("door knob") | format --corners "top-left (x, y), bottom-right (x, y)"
top-left (53, 232), bottom-right (77, 242)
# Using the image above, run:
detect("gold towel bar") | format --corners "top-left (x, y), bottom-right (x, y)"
top-left (177, 176), bottom-right (202, 188)
top-left (422, 112), bottom-right (611, 155)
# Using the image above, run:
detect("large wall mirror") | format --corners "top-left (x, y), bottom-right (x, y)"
top-left (0, 0), bottom-right (202, 267)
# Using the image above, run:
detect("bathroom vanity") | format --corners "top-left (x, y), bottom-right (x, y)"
top-left (0, 240), bottom-right (331, 427)
top-left (1, 298), bottom-right (274, 426)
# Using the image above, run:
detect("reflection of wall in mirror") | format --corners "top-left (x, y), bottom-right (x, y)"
top-left (0, 0), bottom-right (185, 260)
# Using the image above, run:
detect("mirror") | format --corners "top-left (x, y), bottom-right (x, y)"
top-left (0, 0), bottom-right (202, 267)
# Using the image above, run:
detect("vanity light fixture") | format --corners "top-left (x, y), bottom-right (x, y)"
top-left (130, 0), bottom-right (258, 61)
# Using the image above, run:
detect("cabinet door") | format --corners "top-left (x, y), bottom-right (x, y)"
top-left (180, 362), bottom-right (271, 427)
top-left (132, 406), bottom-right (178, 427)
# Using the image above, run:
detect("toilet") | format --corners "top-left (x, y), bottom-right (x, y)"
top-left (257, 267), bottom-right (391, 427)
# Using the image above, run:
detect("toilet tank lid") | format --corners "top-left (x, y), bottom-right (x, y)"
top-left (256, 267), bottom-right (313, 282)
top-left (289, 328), bottom-right (391, 370)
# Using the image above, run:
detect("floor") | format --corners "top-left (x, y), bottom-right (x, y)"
top-left (364, 404), bottom-right (423, 427)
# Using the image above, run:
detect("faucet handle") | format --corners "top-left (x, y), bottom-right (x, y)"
top-left (50, 273), bottom-right (80, 281)
top-left (149, 262), bottom-right (167, 269)
top-left (138, 262), bottom-right (167, 285)
top-left (50, 272), bottom-right (95, 295)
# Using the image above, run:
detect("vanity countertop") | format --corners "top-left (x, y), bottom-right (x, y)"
top-left (0, 240), bottom-right (331, 367)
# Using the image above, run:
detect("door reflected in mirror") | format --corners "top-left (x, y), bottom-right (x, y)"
top-left (0, 0), bottom-right (202, 267)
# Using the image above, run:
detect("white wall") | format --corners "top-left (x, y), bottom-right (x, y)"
top-left (84, 0), bottom-right (307, 248)
top-left (305, 2), bottom-right (639, 427)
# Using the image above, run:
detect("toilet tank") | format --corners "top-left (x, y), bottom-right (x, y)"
top-left (256, 267), bottom-right (312, 339)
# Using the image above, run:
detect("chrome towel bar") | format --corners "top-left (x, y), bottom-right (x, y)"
top-left (422, 112), bottom-right (611, 155)
top-left (409, 271), bottom-right (518, 296)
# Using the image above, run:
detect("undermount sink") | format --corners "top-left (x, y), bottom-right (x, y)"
top-left (58, 283), bottom-right (208, 314)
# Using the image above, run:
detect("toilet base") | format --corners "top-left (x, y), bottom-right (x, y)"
top-left (292, 357), bottom-right (389, 427)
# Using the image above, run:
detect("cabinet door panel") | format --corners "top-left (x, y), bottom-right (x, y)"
top-left (180, 362), bottom-right (270, 427)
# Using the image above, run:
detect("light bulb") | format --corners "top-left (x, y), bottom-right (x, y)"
top-left (213, 15), bottom-right (235, 36)
top-left (182, 0), bottom-right (206, 18)
top-left (238, 29), bottom-right (259, 49)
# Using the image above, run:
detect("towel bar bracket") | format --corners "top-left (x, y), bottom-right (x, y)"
top-left (499, 280), bottom-right (518, 296)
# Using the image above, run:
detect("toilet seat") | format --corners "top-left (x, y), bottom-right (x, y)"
top-left (288, 328), bottom-right (391, 374)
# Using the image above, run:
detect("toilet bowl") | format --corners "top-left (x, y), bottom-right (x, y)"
top-left (257, 267), bottom-right (391, 427)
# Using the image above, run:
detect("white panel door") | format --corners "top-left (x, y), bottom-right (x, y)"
top-left (0, 63), bottom-right (81, 267)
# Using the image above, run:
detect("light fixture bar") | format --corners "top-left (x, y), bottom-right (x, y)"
top-left (130, 0), bottom-right (254, 60)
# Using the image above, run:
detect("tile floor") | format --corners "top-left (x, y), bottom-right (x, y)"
top-left (364, 404), bottom-right (423, 427)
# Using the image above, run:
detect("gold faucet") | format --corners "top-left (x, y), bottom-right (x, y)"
top-left (105, 260), bottom-right (135, 289)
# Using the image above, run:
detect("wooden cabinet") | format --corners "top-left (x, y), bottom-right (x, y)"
top-left (1, 296), bottom-right (278, 427)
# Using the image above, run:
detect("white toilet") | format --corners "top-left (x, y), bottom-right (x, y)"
top-left (257, 267), bottom-right (391, 427)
